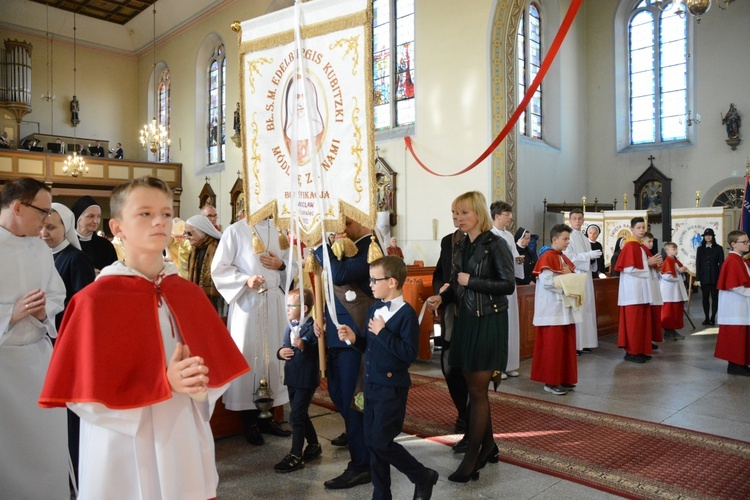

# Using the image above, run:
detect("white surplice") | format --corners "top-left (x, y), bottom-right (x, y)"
top-left (563, 230), bottom-right (599, 350)
top-left (70, 262), bottom-right (229, 500)
top-left (0, 226), bottom-right (68, 499)
top-left (492, 227), bottom-right (522, 372)
top-left (211, 219), bottom-right (293, 410)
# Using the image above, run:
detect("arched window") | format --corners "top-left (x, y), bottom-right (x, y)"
top-left (207, 44), bottom-right (226, 165)
top-left (157, 68), bottom-right (171, 162)
top-left (373, 0), bottom-right (415, 133)
top-left (517, 2), bottom-right (542, 139)
top-left (628, 0), bottom-right (688, 145)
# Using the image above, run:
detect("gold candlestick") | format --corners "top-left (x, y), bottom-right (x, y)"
top-left (695, 190), bottom-right (701, 208)
top-left (623, 193), bottom-right (628, 210)
top-left (582, 196), bottom-right (587, 212)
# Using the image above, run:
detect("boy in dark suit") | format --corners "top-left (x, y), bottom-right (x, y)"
top-left (338, 256), bottom-right (438, 500)
top-left (274, 288), bottom-right (321, 473)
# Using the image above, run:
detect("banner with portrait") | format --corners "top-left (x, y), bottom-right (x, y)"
top-left (602, 210), bottom-right (648, 267)
top-left (671, 207), bottom-right (724, 275)
top-left (239, 0), bottom-right (374, 246)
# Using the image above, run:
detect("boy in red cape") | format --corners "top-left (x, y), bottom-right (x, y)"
top-left (615, 217), bottom-right (663, 363)
top-left (660, 242), bottom-right (688, 340)
top-left (39, 177), bottom-right (249, 499)
top-left (531, 224), bottom-right (580, 396)
top-left (714, 230), bottom-right (750, 376)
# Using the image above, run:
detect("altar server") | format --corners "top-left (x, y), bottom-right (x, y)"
top-left (660, 242), bottom-right (688, 341)
top-left (714, 230), bottom-right (750, 376)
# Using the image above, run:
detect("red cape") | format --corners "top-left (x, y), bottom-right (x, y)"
top-left (614, 238), bottom-right (649, 272)
top-left (533, 249), bottom-right (575, 275)
top-left (717, 252), bottom-right (750, 291)
top-left (39, 274), bottom-right (250, 409)
top-left (661, 255), bottom-right (684, 277)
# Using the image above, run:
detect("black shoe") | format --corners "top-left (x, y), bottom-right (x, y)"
top-left (702, 319), bottom-right (711, 325)
top-left (652, 343), bottom-right (659, 350)
top-left (274, 453), bottom-right (304, 473)
top-left (638, 354), bottom-right (652, 362)
top-left (454, 418), bottom-right (466, 433)
top-left (331, 432), bottom-right (348, 447)
top-left (324, 469), bottom-right (372, 489)
top-left (447, 469), bottom-right (479, 483)
top-left (244, 424), bottom-right (264, 445)
top-left (709, 320), bottom-right (716, 326)
top-left (303, 442), bottom-right (322, 461)
top-left (258, 420), bottom-right (292, 437)
top-left (477, 443), bottom-right (500, 469)
top-left (413, 468), bottom-right (439, 500)
top-left (624, 353), bottom-right (646, 364)
top-left (576, 350), bottom-right (583, 356)
top-left (561, 384), bottom-right (576, 390)
top-left (582, 348), bottom-right (592, 353)
top-left (727, 362), bottom-right (750, 377)
top-left (452, 436), bottom-right (468, 454)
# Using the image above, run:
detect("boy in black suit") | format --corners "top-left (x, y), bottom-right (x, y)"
top-left (274, 288), bottom-right (321, 473)
top-left (338, 256), bottom-right (438, 500)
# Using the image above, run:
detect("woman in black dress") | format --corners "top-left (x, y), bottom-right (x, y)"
top-left (696, 228), bottom-right (724, 325)
top-left (427, 191), bottom-right (515, 482)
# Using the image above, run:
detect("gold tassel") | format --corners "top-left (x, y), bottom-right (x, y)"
top-left (278, 233), bottom-right (290, 250)
top-left (303, 252), bottom-right (320, 273)
top-left (367, 233), bottom-right (383, 263)
top-left (252, 230), bottom-right (266, 254)
top-left (331, 237), bottom-right (358, 260)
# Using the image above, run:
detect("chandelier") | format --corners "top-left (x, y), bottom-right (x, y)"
top-left (140, 118), bottom-right (169, 153)
top-left (140, 3), bottom-right (170, 156)
top-left (652, 0), bottom-right (734, 23)
top-left (63, 13), bottom-right (87, 178)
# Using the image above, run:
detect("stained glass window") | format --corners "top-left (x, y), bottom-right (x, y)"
top-left (373, 0), bottom-right (415, 132)
top-left (517, 3), bottom-right (542, 139)
top-left (157, 68), bottom-right (170, 162)
top-left (208, 44), bottom-right (226, 165)
top-left (628, 0), bottom-right (687, 145)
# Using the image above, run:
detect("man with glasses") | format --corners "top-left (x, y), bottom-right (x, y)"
top-left (72, 195), bottom-right (118, 274)
top-left (0, 178), bottom-right (68, 498)
top-left (714, 230), bottom-right (750, 376)
top-left (201, 203), bottom-right (221, 231)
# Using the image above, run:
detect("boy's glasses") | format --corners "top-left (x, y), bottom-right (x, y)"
top-left (183, 231), bottom-right (193, 237)
top-left (286, 304), bottom-right (301, 308)
top-left (369, 277), bottom-right (390, 284)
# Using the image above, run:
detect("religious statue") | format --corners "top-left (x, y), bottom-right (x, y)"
top-left (70, 96), bottom-right (80, 127)
top-left (721, 103), bottom-right (741, 139)
top-left (233, 102), bottom-right (241, 136)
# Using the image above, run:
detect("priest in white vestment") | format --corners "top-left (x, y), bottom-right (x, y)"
top-left (0, 178), bottom-right (68, 499)
top-left (563, 211), bottom-right (601, 352)
top-left (212, 218), bottom-right (295, 437)
top-left (490, 201), bottom-right (523, 377)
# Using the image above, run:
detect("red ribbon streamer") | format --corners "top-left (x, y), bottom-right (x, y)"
top-left (405, 0), bottom-right (584, 177)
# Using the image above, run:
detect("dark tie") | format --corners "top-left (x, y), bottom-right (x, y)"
top-left (380, 301), bottom-right (392, 310)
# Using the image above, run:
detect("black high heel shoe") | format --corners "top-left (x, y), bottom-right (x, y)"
top-left (477, 443), bottom-right (500, 469)
top-left (447, 469), bottom-right (480, 483)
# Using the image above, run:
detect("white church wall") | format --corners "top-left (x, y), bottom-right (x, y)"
top-left (585, 0), bottom-right (750, 240)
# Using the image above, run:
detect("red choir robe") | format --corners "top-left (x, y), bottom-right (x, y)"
top-left (530, 250), bottom-right (578, 386)
top-left (660, 255), bottom-right (686, 330)
top-left (714, 252), bottom-right (750, 365)
top-left (615, 238), bottom-right (657, 355)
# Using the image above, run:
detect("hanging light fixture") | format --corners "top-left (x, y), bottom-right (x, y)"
top-left (139, 2), bottom-right (170, 156)
top-left (650, 0), bottom-right (727, 23)
top-left (41, 5), bottom-right (56, 103)
top-left (63, 12), bottom-right (87, 178)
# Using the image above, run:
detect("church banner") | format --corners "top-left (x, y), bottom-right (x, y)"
top-left (238, 0), bottom-right (374, 246)
top-left (602, 210), bottom-right (648, 267)
top-left (671, 207), bottom-right (724, 275)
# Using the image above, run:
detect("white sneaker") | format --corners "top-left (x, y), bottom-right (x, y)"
top-left (544, 384), bottom-right (567, 395)
top-left (507, 371), bottom-right (519, 377)
top-left (500, 372), bottom-right (508, 380)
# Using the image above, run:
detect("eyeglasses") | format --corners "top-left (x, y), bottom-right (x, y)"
top-left (21, 202), bottom-right (52, 219)
top-left (206, 214), bottom-right (218, 220)
top-left (736, 239), bottom-right (750, 245)
top-left (369, 277), bottom-right (390, 284)
top-left (183, 231), bottom-right (194, 237)
top-left (286, 304), bottom-right (301, 308)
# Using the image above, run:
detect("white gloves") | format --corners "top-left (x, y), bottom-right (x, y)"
top-left (588, 250), bottom-right (603, 259)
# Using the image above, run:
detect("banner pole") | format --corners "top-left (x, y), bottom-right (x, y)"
top-left (313, 266), bottom-right (327, 379)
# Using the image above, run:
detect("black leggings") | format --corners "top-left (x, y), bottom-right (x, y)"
top-left (701, 284), bottom-right (719, 321)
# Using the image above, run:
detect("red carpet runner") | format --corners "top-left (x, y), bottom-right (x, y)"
top-left (313, 374), bottom-right (750, 499)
